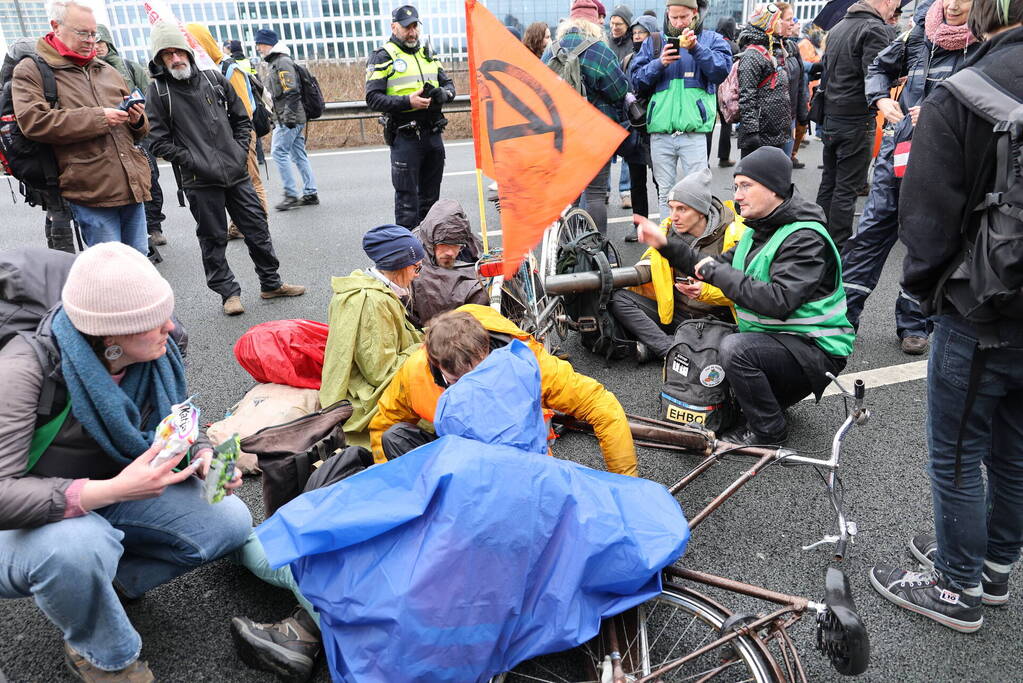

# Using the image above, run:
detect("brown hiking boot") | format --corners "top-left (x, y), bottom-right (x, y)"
top-left (223, 295), bottom-right (245, 316)
top-left (149, 230), bottom-right (167, 246)
top-left (260, 284), bottom-right (306, 299)
top-left (231, 606), bottom-right (321, 681)
top-left (900, 335), bottom-right (929, 356)
top-left (64, 644), bottom-right (154, 683)
top-left (227, 224), bottom-right (243, 240)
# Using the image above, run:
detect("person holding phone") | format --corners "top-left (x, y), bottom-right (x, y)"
top-left (630, 0), bottom-right (733, 220)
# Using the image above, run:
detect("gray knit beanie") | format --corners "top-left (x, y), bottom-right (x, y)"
top-left (61, 242), bottom-right (175, 336)
top-left (666, 166), bottom-right (713, 216)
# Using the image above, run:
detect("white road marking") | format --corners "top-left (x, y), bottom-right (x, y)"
top-left (308, 140), bottom-right (474, 158)
top-left (808, 359), bottom-right (928, 400)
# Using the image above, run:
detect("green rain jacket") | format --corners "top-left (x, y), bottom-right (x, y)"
top-left (96, 25), bottom-right (149, 92)
top-left (319, 271), bottom-right (423, 444)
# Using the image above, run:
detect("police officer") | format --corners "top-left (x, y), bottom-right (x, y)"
top-left (366, 5), bottom-right (456, 229)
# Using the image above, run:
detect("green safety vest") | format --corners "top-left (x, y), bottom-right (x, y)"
top-left (369, 42), bottom-right (441, 113)
top-left (731, 221), bottom-right (855, 357)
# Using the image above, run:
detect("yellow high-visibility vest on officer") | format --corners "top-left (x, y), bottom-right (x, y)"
top-left (366, 5), bottom-right (456, 229)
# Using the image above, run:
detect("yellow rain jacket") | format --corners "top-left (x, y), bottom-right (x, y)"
top-left (369, 304), bottom-right (638, 476)
top-left (320, 271), bottom-right (423, 445)
top-left (186, 23), bottom-right (255, 117)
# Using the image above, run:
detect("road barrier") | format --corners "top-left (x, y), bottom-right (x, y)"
top-left (318, 94), bottom-right (472, 121)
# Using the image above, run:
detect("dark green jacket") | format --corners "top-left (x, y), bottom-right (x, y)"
top-left (96, 24), bottom-right (149, 92)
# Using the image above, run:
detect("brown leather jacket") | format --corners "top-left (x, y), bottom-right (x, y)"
top-left (11, 38), bottom-right (151, 207)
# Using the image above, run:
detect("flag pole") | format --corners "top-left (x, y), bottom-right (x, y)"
top-left (465, 0), bottom-right (490, 253)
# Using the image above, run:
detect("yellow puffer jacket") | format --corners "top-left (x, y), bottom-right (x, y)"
top-left (631, 200), bottom-right (746, 322)
top-left (369, 304), bottom-right (638, 476)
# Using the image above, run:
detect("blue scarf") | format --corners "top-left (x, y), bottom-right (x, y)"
top-left (51, 308), bottom-right (189, 465)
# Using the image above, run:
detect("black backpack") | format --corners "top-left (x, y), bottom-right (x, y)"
top-left (555, 230), bottom-right (632, 362)
top-left (660, 318), bottom-right (738, 434)
top-left (937, 67), bottom-right (1023, 331)
top-left (0, 54), bottom-right (61, 209)
top-left (294, 62), bottom-right (325, 120)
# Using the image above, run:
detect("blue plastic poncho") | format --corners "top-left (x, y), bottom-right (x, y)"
top-left (257, 340), bottom-right (690, 682)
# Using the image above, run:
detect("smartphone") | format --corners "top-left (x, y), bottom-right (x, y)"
top-left (675, 276), bottom-right (694, 285)
top-left (420, 82), bottom-right (436, 96)
top-left (118, 88), bottom-right (146, 111)
top-left (666, 36), bottom-right (680, 52)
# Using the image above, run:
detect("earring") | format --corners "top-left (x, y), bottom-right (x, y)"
top-left (104, 344), bottom-right (124, 362)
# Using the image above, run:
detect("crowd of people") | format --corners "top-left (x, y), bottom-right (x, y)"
top-left (1, 0), bottom-right (1022, 679)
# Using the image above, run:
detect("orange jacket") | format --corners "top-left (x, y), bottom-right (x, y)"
top-left (369, 304), bottom-right (638, 476)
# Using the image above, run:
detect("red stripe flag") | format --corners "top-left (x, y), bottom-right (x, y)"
top-left (465, 0), bottom-right (627, 277)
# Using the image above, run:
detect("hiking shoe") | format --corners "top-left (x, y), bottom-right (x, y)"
top-left (227, 224), bottom-right (243, 240)
top-left (634, 341), bottom-right (653, 364)
top-left (275, 195), bottom-right (301, 211)
top-left (300, 194), bottom-right (319, 206)
top-left (231, 607), bottom-right (321, 682)
top-left (64, 643), bottom-right (154, 683)
top-left (718, 159), bottom-right (735, 168)
top-left (868, 566), bottom-right (983, 632)
top-left (901, 336), bottom-right (929, 355)
top-left (223, 295), bottom-right (245, 316)
top-left (720, 425), bottom-right (787, 446)
top-left (791, 158), bottom-right (806, 169)
top-left (149, 229), bottom-right (167, 246)
top-left (620, 192), bottom-right (632, 210)
top-left (260, 283), bottom-right (306, 300)
top-left (910, 533), bottom-right (1011, 606)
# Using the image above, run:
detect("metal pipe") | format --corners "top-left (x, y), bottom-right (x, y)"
top-left (543, 266), bottom-right (650, 295)
top-left (665, 567), bottom-right (810, 610)
top-left (686, 451), bottom-right (776, 529)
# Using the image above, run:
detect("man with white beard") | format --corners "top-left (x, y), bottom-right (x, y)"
top-left (145, 21), bottom-right (305, 316)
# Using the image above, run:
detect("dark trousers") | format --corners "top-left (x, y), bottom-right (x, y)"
top-left (45, 200), bottom-right (76, 253)
top-left (927, 315), bottom-right (1023, 589)
top-left (391, 130), bottom-right (445, 229)
top-left (139, 139), bottom-right (165, 233)
top-left (717, 121), bottom-right (733, 162)
top-left (815, 116), bottom-right (874, 252)
top-left (608, 289), bottom-right (685, 359)
top-left (381, 422), bottom-right (438, 461)
top-left (720, 332), bottom-right (814, 439)
top-left (841, 132), bottom-right (928, 338)
top-left (740, 142), bottom-right (786, 159)
top-left (577, 158), bottom-right (612, 236)
top-left (184, 181), bottom-right (282, 301)
top-left (627, 161), bottom-right (652, 219)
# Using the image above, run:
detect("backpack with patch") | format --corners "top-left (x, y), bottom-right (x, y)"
top-left (555, 229), bottom-right (632, 362)
top-left (660, 318), bottom-right (738, 433)
top-left (936, 67), bottom-right (1023, 330)
top-left (222, 60), bottom-right (273, 137)
top-left (0, 248), bottom-right (75, 472)
top-left (717, 44), bottom-right (777, 125)
top-left (548, 37), bottom-right (600, 98)
top-left (0, 53), bottom-right (61, 209)
top-left (293, 62), bottom-right (325, 120)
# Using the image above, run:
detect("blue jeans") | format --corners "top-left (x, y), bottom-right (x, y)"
top-left (233, 531), bottom-right (319, 626)
top-left (608, 155), bottom-right (631, 194)
top-left (650, 132), bottom-right (709, 219)
top-left (67, 201), bottom-right (148, 255)
top-left (0, 479), bottom-right (252, 671)
top-left (928, 315), bottom-right (1023, 589)
top-left (271, 124), bottom-right (317, 199)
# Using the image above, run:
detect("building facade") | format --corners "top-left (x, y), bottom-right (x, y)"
top-left (1, 0), bottom-right (51, 51)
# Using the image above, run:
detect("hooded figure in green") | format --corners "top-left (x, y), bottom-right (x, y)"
top-left (319, 225), bottom-right (425, 444)
top-left (95, 25), bottom-right (149, 92)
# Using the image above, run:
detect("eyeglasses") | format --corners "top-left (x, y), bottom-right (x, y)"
top-left (413, 262), bottom-right (423, 274)
top-left (67, 28), bottom-right (99, 41)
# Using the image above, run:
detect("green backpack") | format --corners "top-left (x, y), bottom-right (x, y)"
top-left (547, 37), bottom-right (599, 98)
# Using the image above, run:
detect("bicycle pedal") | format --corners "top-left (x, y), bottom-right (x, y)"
top-left (577, 316), bottom-right (599, 333)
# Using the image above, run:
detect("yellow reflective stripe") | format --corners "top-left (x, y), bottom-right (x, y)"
top-left (387, 74), bottom-right (428, 89)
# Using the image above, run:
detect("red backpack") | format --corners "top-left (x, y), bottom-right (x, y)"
top-left (717, 44), bottom-right (777, 124)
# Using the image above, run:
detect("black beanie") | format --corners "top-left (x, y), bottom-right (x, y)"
top-left (733, 147), bottom-right (793, 198)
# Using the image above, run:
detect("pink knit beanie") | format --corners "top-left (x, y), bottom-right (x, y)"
top-left (61, 242), bottom-right (175, 336)
top-left (570, 0), bottom-right (601, 23)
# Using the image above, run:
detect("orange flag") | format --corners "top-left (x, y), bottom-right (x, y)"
top-left (465, 0), bottom-right (628, 277)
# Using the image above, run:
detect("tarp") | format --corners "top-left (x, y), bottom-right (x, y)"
top-left (233, 319), bottom-right (328, 390)
top-left (257, 340), bottom-right (689, 682)
top-left (464, 0), bottom-right (627, 277)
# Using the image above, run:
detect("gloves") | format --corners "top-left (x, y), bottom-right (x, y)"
top-left (429, 87), bottom-right (449, 105)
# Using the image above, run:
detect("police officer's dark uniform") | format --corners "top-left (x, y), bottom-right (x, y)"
top-left (366, 5), bottom-right (456, 229)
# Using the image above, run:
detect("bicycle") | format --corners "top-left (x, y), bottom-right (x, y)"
top-left (493, 375), bottom-right (872, 682)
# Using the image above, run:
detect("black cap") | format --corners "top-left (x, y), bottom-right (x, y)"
top-left (392, 5), bottom-right (419, 26)
top-left (733, 147), bottom-right (793, 198)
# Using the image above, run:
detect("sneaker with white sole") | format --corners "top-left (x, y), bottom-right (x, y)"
top-left (909, 533), bottom-right (1011, 606)
top-left (869, 565), bottom-right (983, 632)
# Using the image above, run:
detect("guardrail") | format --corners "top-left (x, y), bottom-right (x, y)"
top-left (316, 94), bottom-right (472, 121)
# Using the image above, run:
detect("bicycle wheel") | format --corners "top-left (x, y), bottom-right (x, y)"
top-left (497, 582), bottom-right (776, 682)
top-left (542, 208), bottom-right (598, 281)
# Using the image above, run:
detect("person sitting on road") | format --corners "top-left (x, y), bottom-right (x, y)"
top-left (637, 146), bottom-right (854, 446)
top-left (370, 306), bottom-right (639, 476)
top-left (609, 167), bottom-right (745, 362)
top-left (410, 198), bottom-right (488, 325)
top-left (0, 243), bottom-right (251, 682)
top-left (319, 224), bottom-right (424, 446)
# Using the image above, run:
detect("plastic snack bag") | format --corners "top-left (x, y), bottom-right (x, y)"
top-left (204, 434), bottom-right (240, 504)
top-left (150, 396), bottom-right (201, 468)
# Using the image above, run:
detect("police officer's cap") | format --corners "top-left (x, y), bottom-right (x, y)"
top-left (392, 5), bottom-right (420, 26)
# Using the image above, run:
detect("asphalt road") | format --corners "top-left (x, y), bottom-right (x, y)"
top-left (0, 135), bottom-right (1016, 683)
